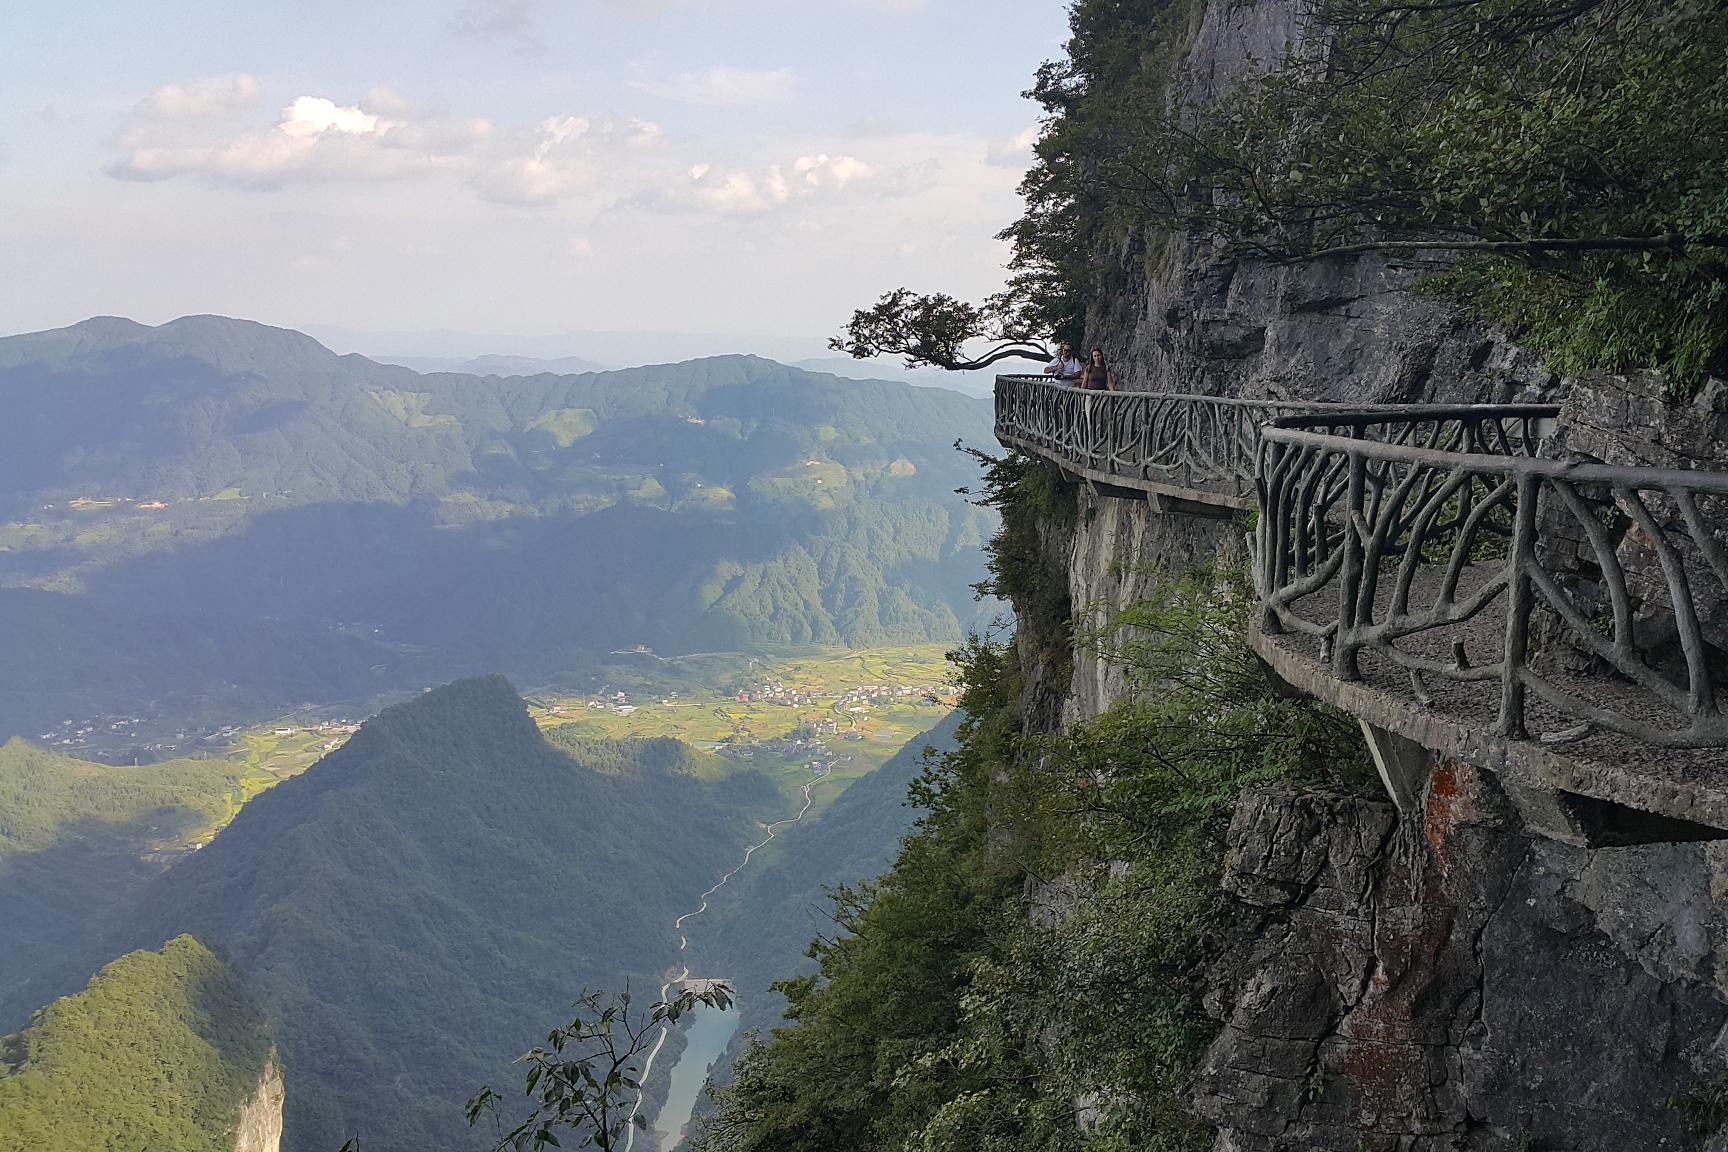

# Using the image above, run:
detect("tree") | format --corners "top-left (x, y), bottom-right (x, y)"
top-left (829, 289), bottom-right (1054, 372)
top-left (466, 984), bottom-right (734, 1152)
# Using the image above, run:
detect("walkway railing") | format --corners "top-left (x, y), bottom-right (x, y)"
top-left (993, 375), bottom-right (1330, 504)
top-left (995, 375), bottom-right (1728, 754)
top-left (1254, 408), bottom-right (1728, 749)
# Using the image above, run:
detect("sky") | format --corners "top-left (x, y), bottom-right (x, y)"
top-left (1, 0), bottom-right (1070, 353)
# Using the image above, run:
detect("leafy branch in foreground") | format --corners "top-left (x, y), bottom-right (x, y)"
top-left (467, 984), bottom-right (734, 1152)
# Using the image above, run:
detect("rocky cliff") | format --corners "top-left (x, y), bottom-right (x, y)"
top-left (232, 1057), bottom-right (285, 1152)
top-left (1029, 480), bottom-right (1728, 1149)
top-left (1088, 0), bottom-right (1557, 411)
top-left (1016, 3), bottom-right (1728, 1148)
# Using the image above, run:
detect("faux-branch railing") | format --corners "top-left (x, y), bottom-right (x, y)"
top-left (993, 375), bottom-right (1330, 503)
top-left (1255, 408), bottom-right (1728, 748)
top-left (994, 375), bottom-right (1728, 752)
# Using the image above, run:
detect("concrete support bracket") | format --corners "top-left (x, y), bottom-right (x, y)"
top-left (1147, 491), bottom-right (1242, 520)
top-left (1359, 720), bottom-right (1434, 813)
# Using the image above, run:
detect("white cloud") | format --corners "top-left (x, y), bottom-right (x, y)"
top-left (474, 114), bottom-right (664, 205)
top-left (793, 153), bottom-right (873, 190)
top-left (985, 124), bottom-right (1040, 167)
top-left (105, 79), bottom-right (988, 241)
top-left (279, 97), bottom-right (383, 138)
top-left (643, 151), bottom-right (875, 216)
top-left (138, 74), bottom-right (261, 119)
top-left (630, 66), bottom-right (797, 108)
top-left (108, 93), bottom-right (486, 189)
top-left (366, 87), bottom-right (414, 115)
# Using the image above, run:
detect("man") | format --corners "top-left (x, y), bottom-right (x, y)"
top-left (1042, 343), bottom-right (1083, 383)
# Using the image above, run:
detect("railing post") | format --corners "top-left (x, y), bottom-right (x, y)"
top-left (1256, 439), bottom-right (1283, 636)
top-left (1334, 449), bottom-right (1367, 681)
top-left (1498, 473), bottom-right (1539, 739)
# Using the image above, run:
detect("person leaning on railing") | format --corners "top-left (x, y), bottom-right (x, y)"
top-left (1079, 347), bottom-right (1117, 391)
top-left (1042, 342), bottom-right (1083, 383)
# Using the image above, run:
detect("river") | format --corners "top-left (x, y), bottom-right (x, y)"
top-left (650, 998), bottom-right (742, 1148)
top-left (623, 769), bottom-right (828, 1152)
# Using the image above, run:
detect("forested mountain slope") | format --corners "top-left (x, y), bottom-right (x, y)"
top-left (703, 710), bottom-right (960, 1033)
top-left (10, 676), bottom-right (781, 1152)
top-left (0, 936), bottom-right (274, 1152)
top-left (0, 316), bottom-right (995, 738)
top-left (0, 739), bottom-right (275, 1027)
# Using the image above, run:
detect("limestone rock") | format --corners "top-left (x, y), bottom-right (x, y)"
top-left (232, 1055), bottom-right (285, 1152)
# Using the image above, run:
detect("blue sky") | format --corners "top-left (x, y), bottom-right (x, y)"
top-left (2, 1), bottom-right (1070, 349)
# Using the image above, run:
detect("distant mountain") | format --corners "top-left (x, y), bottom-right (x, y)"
top-left (0, 739), bottom-right (277, 1024)
top-left (789, 357), bottom-right (994, 398)
top-left (0, 935), bottom-right (275, 1152)
top-left (18, 677), bottom-right (780, 1152)
top-left (0, 315), bottom-right (997, 738)
top-left (381, 353), bottom-right (615, 376)
top-left (454, 352), bottom-right (613, 375)
top-left (301, 322), bottom-right (835, 368)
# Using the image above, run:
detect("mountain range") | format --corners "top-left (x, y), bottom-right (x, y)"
top-left (0, 315), bottom-right (996, 740)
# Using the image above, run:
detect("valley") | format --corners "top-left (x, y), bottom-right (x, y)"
top-left (0, 314), bottom-right (986, 1152)
top-left (528, 644), bottom-right (956, 810)
top-left (0, 318), bottom-right (996, 744)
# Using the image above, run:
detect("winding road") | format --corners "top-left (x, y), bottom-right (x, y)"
top-left (622, 772), bottom-right (824, 1152)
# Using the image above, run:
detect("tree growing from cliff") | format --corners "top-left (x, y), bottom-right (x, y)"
top-left (830, 287), bottom-right (1060, 372)
top-left (466, 983), bottom-right (733, 1152)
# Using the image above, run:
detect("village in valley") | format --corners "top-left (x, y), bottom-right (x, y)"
top-left (528, 645), bottom-right (959, 811)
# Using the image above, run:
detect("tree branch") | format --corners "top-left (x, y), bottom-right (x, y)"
top-left (1279, 233), bottom-right (1728, 262)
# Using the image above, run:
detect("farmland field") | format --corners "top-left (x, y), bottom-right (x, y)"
top-left (526, 644), bottom-right (957, 813)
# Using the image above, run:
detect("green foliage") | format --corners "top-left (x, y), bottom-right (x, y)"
top-left (693, 636), bottom-right (1028, 1152)
top-left (702, 711), bottom-right (962, 1037)
top-left (1665, 1070), bottom-right (1728, 1144)
top-left (540, 729), bottom-right (729, 779)
top-left (0, 741), bottom-right (283, 1030)
top-left (468, 984), bottom-right (734, 1152)
top-left (962, 445), bottom-right (1075, 673)
top-left (694, 573), bottom-right (1371, 1152)
top-left (1026, 0), bottom-right (1728, 390)
top-left (0, 738), bottom-right (272, 857)
top-left (0, 936), bottom-right (273, 1152)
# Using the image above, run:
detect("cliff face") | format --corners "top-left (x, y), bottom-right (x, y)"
top-left (232, 1057), bottom-right (285, 1152)
top-left (1040, 486), bottom-right (1728, 1149)
top-left (1019, 6), bottom-right (1728, 1147)
top-left (1088, 0), bottom-right (1557, 409)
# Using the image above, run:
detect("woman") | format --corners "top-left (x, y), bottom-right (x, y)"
top-left (1079, 347), bottom-right (1117, 391)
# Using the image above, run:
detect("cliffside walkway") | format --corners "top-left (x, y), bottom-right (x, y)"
top-left (995, 374), bottom-right (1728, 840)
